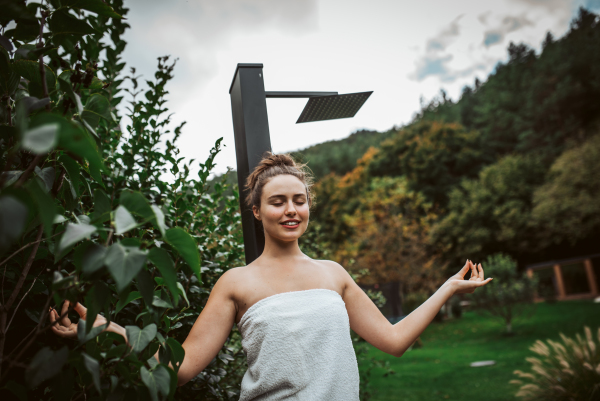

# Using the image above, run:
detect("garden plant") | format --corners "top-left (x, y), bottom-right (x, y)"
top-left (512, 326), bottom-right (600, 401)
top-left (0, 1), bottom-right (248, 399)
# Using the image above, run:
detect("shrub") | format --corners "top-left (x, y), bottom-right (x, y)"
top-left (511, 326), bottom-right (600, 401)
top-left (469, 253), bottom-right (537, 333)
top-left (0, 1), bottom-right (245, 399)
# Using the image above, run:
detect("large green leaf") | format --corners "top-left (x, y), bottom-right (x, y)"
top-left (48, 10), bottom-right (97, 37)
top-left (140, 365), bottom-right (170, 401)
top-left (81, 353), bottom-right (101, 391)
top-left (76, 320), bottom-right (107, 344)
top-left (136, 268), bottom-right (154, 307)
top-left (22, 123), bottom-right (58, 154)
top-left (91, 188), bottom-right (111, 223)
top-left (25, 179), bottom-right (57, 238)
top-left (59, 154), bottom-right (81, 198)
top-left (0, 48), bottom-right (19, 96)
top-left (62, 0), bottom-right (124, 19)
top-left (119, 190), bottom-right (153, 219)
top-left (148, 248), bottom-right (179, 305)
top-left (166, 338), bottom-right (185, 373)
top-left (115, 291), bottom-right (142, 314)
top-left (29, 114), bottom-right (105, 176)
top-left (114, 205), bottom-right (137, 235)
top-left (119, 191), bottom-right (168, 236)
top-left (58, 77), bottom-right (83, 114)
top-left (34, 166), bottom-right (54, 192)
top-left (0, 0), bottom-right (29, 28)
top-left (105, 243), bottom-right (147, 292)
top-left (11, 18), bottom-right (39, 42)
top-left (0, 195), bottom-right (28, 252)
top-left (84, 281), bottom-right (109, 333)
top-left (25, 346), bottom-right (69, 388)
top-left (126, 323), bottom-right (157, 353)
top-left (11, 59), bottom-right (56, 94)
top-left (176, 282), bottom-right (190, 307)
top-left (151, 205), bottom-right (166, 237)
top-left (81, 93), bottom-right (112, 128)
top-left (57, 222), bottom-right (97, 253)
top-left (14, 44), bottom-right (56, 61)
top-left (81, 243), bottom-right (107, 275)
top-left (165, 227), bottom-right (201, 283)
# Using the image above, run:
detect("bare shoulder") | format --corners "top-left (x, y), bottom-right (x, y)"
top-left (211, 266), bottom-right (251, 296)
top-left (315, 259), bottom-right (346, 272)
top-left (217, 264), bottom-right (255, 283)
top-left (313, 259), bottom-right (354, 284)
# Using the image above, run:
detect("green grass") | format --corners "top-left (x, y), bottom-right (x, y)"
top-left (364, 300), bottom-right (600, 401)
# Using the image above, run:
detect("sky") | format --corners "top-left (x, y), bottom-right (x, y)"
top-left (119, 0), bottom-right (600, 176)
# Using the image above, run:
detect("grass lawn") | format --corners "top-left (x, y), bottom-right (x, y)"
top-left (363, 300), bottom-right (600, 401)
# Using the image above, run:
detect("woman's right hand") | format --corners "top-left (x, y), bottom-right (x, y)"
top-left (49, 300), bottom-right (107, 339)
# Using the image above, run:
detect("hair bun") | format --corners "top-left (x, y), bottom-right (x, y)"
top-left (260, 152), bottom-right (296, 168)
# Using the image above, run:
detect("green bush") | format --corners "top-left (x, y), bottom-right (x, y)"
top-left (470, 253), bottom-right (537, 334)
top-left (512, 326), bottom-right (600, 400)
top-left (0, 1), bottom-right (245, 399)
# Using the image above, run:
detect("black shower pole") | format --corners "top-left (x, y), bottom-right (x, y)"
top-left (229, 64), bottom-right (271, 265)
top-left (229, 63), bottom-right (368, 264)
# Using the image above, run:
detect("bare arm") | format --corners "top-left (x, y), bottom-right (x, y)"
top-left (175, 270), bottom-right (237, 385)
top-left (50, 270), bottom-right (239, 386)
top-left (343, 260), bottom-right (492, 357)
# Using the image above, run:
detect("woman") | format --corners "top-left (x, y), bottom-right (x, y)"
top-left (51, 152), bottom-right (492, 400)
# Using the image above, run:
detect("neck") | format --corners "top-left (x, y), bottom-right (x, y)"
top-left (259, 233), bottom-right (305, 260)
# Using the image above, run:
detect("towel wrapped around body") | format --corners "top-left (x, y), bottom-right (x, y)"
top-left (238, 288), bottom-right (359, 401)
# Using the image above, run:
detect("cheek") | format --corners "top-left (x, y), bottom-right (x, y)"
top-left (264, 208), bottom-right (283, 221)
top-left (299, 205), bottom-right (310, 220)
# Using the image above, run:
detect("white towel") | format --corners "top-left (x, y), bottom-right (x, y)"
top-left (238, 289), bottom-right (360, 401)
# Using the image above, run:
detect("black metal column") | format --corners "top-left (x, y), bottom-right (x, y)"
top-left (229, 64), bottom-right (272, 264)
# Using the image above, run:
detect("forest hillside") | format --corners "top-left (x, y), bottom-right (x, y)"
top-left (305, 8), bottom-right (600, 290)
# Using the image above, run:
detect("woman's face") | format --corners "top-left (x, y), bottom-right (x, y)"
top-left (253, 174), bottom-right (310, 242)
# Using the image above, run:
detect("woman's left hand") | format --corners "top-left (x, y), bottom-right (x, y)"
top-left (447, 260), bottom-right (493, 294)
top-left (49, 300), bottom-right (107, 339)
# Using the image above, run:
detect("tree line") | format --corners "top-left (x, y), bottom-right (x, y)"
top-left (301, 8), bottom-right (600, 295)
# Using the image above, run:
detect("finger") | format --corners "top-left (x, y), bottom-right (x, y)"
top-left (52, 308), bottom-right (68, 327)
top-left (478, 263), bottom-right (484, 280)
top-left (73, 302), bottom-right (87, 318)
top-left (457, 260), bottom-right (470, 277)
top-left (60, 301), bottom-right (71, 326)
top-left (470, 261), bottom-right (478, 279)
top-left (477, 277), bottom-right (493, 286)
top-left (465, 260), bottom-right (473, 278)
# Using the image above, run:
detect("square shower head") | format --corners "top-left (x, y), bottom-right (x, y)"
top-left (296, 91), bottom-right (373, 123)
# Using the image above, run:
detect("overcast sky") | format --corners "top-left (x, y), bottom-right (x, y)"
top-left (120, 0), bottom-right (600, 176)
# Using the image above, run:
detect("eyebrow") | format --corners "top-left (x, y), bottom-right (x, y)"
top-left (267, 193), bottom-right (307, 200)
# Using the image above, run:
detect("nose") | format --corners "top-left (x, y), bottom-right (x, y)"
top-left (284, 200), bottom-right (297, 216)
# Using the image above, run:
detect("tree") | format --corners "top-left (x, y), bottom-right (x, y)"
top-left (432, 154), bottom-right (546, 265)
top-left (469, 254), bottom-right (536, 334)
top-left (0, 2), bottom-right (245, 400)
top-left (531, 134), bottom-right (600, 249)
top-left (338, 176), bottom-right (443, 293)
top-left (368, 121), bottom-right (492, 206)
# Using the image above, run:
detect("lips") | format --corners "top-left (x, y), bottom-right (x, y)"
top-left (280, 220), bottom-right (300, 229)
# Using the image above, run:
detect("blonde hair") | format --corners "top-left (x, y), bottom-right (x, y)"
top-left (245, 152), bottom-right (315, 209)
